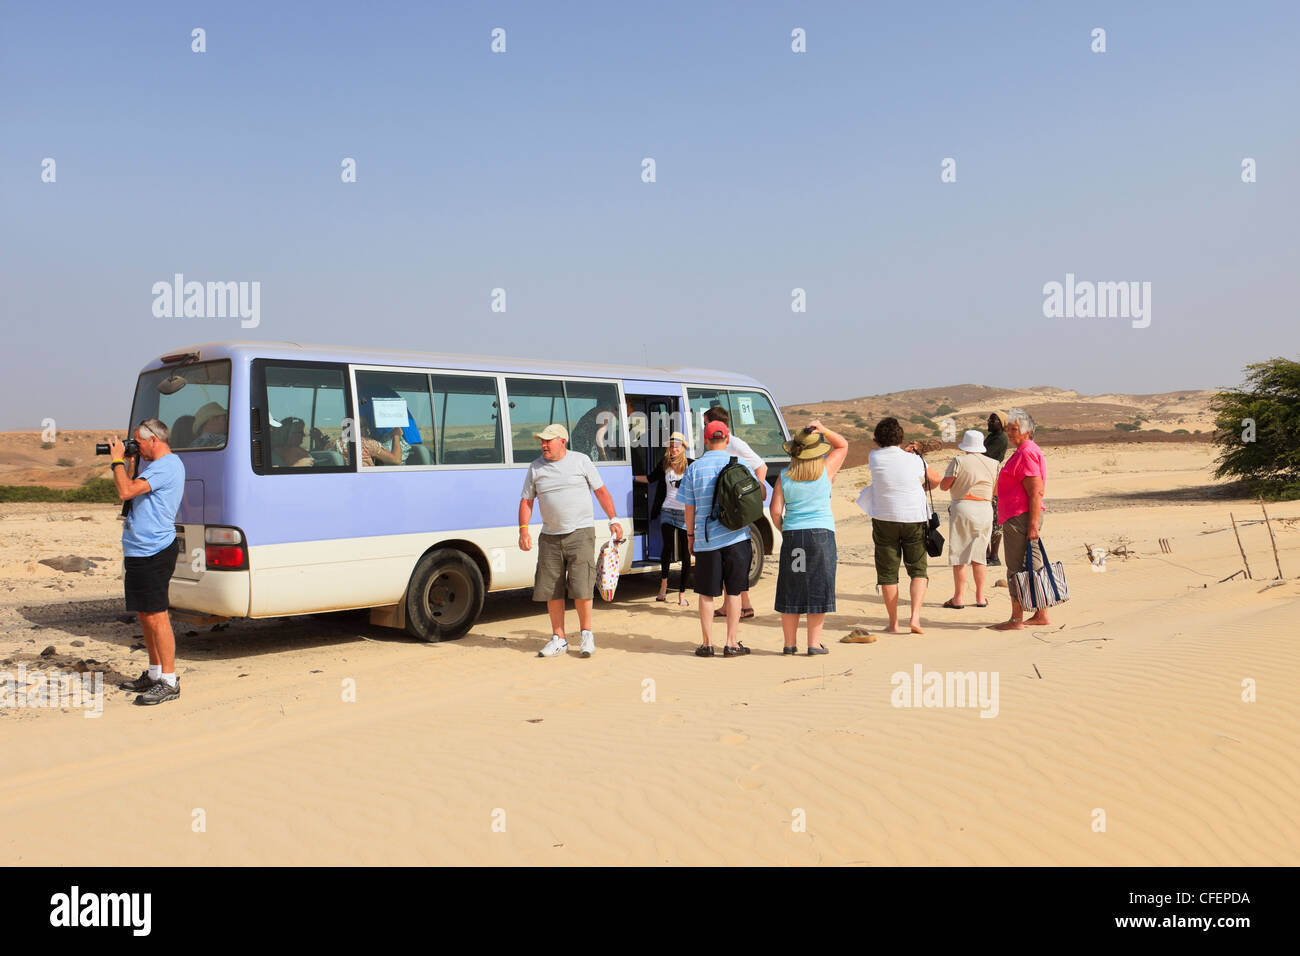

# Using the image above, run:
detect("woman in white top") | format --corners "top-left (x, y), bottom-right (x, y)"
top-left (939, 430), bottom-right (999, 609)
top-left (860, 418), bottom-right (941, 634)
top-left (635, 432), bottom-right (693, 605)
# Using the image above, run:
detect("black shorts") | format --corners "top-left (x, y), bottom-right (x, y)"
top-left (124, 538), bottom-right (179, 613)
top-left (693, 539), bottom-right (752, 598)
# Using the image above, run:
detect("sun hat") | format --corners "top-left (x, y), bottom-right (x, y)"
top-left (534, 423), bottom-right (569, 441)
top-left (957, 430), bottom-right (987, 454)
top-left (668, 431), bottom-right (687, 445)
top-left (194, 402), bottom-right (227, 433)
top-left (703, 421), bottom-right (729, 442)
top-left (782, 427), bottom-right (832, 459)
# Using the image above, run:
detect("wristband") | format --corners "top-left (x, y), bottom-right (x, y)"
top-left (111, 460), bottom-right (126, 469)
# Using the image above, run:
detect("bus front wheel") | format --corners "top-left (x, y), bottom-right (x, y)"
top-left (404, 548), bottom-right (485, 642)
top-left (747, 524), bottom-right (765, 589)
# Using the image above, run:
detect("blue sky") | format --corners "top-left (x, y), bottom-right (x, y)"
top-left (2, 0), bottom-right (1297, 428)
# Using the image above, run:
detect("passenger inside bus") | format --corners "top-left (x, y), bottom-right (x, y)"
top-left (271, 416), bottom-right (314, 468)
top-left (330, 419), bottom-right (405, 467)
top-left (169, 414), bottom-right (196, 449)
top-left (357, 385), bottom-right (424, 464)
top-left (189, 403), bottom-right (228, 448)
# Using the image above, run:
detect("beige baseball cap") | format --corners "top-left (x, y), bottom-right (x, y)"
top-left (534, 423), bottom-right (568, 441)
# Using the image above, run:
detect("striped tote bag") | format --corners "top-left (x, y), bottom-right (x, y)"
top-left (1012, 540), bottom-right (1070, 612)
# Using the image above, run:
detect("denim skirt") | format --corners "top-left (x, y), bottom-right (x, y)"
top-left (661, 508), bottom-right (688, 531)
top-left (774, 527), bottom-right (837, 615)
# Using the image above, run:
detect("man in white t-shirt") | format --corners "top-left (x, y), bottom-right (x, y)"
top-left (519, 424), bottom-right (623, 658)
top-left (702, 406), bottom-right (767, 620)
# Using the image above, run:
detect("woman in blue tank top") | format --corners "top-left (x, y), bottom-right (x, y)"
top-left (769, 421), bottom-right (849, 654)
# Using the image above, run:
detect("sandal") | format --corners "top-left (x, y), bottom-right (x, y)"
top-left (807, 644), bottom-right (829, 655)
top-left (714, 608), bottom-right (757, 620)
top-left (942, 599), bottom-right (965, 609)
top-left (655, 595), bottom-right (668, 602)
top-left (974, 601), bottom-right (989, 608)
top-left (782, 646), bottom-right (799, 655)
top-left (722, 642), bottom-right (751, 657)
top-left (694, 644), bottom-right (715, 657)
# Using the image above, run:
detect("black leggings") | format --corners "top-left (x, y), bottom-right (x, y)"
top-left (660, 522), bottom-right (691, 592)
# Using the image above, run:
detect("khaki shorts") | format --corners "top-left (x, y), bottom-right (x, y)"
top-left (1002, 511), bottom-right (1046, 602)
top-left (872, 518), bottom-right (928, 586)
top-left (533, 527), bottom-right (597, 601)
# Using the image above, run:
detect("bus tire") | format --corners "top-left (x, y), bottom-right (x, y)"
top-left (404, 548), bottom-right (485, 642)
top-left (747, 524), bottom-right (765, 589)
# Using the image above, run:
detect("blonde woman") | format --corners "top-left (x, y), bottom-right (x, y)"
top-left (769, 421), bottom-right (849, 654)
top-left (635, 431), bottom-right (694, 605)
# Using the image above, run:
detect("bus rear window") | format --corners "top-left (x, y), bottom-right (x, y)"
top-left (130, 361), bottom-right (232, 450)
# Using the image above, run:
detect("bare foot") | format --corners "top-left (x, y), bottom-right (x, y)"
top-left (1025, 613), bottom-right (1051, 625)
top-left (989, 620), bottom-right (1025, 631)
top-left (909, 623), bottom-right (925, 635)
top-left (886, 625), bottom-right (907, 634)
top-left (677, 596), bottom-right (690, 607)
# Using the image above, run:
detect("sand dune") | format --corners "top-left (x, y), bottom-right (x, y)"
top-left (1, 442), bottom-right (1297, 865)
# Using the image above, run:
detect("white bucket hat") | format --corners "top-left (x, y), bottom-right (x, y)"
top-left (958, 430), bottom-right (986, 454)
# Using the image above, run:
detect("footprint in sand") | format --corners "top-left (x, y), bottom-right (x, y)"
top-left (719, 733), bottom-right (747, 745)
top-left (736, 775), bottom-right (764, 792)
top-left (658, 712), bottom-right (684, 727)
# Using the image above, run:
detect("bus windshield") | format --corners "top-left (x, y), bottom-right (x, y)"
top-left (129, 360), bottom-right (232, 450)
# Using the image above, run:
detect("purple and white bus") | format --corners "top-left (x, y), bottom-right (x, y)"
top-left (127, 342), bottom-right (791, 640)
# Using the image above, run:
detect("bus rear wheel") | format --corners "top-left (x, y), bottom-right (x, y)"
top-left (404, 548), bottom-right (485, 642)
top-left (747, 523), bottom-right (765, 589)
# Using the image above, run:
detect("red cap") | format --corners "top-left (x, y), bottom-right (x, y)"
top-left (703, 421), bottom-right (730, 441)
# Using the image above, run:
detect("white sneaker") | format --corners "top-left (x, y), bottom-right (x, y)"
top-left (579, 630), bottom-right (595, 658)
top-left (538, 635), bottom-right (568, 658)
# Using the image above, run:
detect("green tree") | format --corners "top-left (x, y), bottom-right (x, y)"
top-left (1210, 357), bottom-right (1300, 499)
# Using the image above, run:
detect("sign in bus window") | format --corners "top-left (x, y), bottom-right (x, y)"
top-left (727, 390), bottom-right (784, 458)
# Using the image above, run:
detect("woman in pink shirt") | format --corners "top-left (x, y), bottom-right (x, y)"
top-left (991, 408), bottom-right (1051, 631)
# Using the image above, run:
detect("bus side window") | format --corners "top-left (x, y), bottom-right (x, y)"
top-left (431, 374), bottom-right (503, 465)
top-left (564, 380), bottom-right (624, 463)
top-left (355, 370), bottom-right (433, 467)
top-left (506, 378), bottom-right (566, 464)
top-left (264, 364), bottom-right (350, 471)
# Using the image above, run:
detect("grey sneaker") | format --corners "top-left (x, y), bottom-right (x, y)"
top-left (120, 670), bottom-right (158, 692)
top-left (537, 635), bottom-right (568, 658)
top-left (579, 630), bottom-right (595, 658)
top-left (135, 678), bottom-right (180, 706)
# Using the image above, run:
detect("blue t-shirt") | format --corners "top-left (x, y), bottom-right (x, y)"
top-left (678, 450), bottom-right (754, 551)
top-left (780, 471), bottom-right (835, 531)
top-left (121, 454), bottom-right (185, 557)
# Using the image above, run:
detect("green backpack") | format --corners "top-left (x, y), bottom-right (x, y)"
top-left (707, 457), bottom-right (765, 541)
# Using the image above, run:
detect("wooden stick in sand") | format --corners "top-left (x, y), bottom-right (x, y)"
top-left (1230, 512), bottom-right (1253, 580)
top-left (1259, 496), bottom-right (1284, 580)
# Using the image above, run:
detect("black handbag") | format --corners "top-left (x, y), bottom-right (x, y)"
top-left (917, 451), bottom-right (945, 558)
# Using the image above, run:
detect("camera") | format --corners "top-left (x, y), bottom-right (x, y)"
top-left (96, 438), bottom-right (140, 457)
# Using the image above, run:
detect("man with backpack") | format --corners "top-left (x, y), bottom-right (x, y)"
top-left (679, 421), bottom-right (764, 657)
top-left (703, 405), bottom-right (767, 620)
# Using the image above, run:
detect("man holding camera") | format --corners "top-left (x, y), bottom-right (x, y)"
top-left (107, 419), bottom-right (186, 705)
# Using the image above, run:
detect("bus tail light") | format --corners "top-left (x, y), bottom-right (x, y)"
top-left (203, 527), bottom-right (248, 570)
